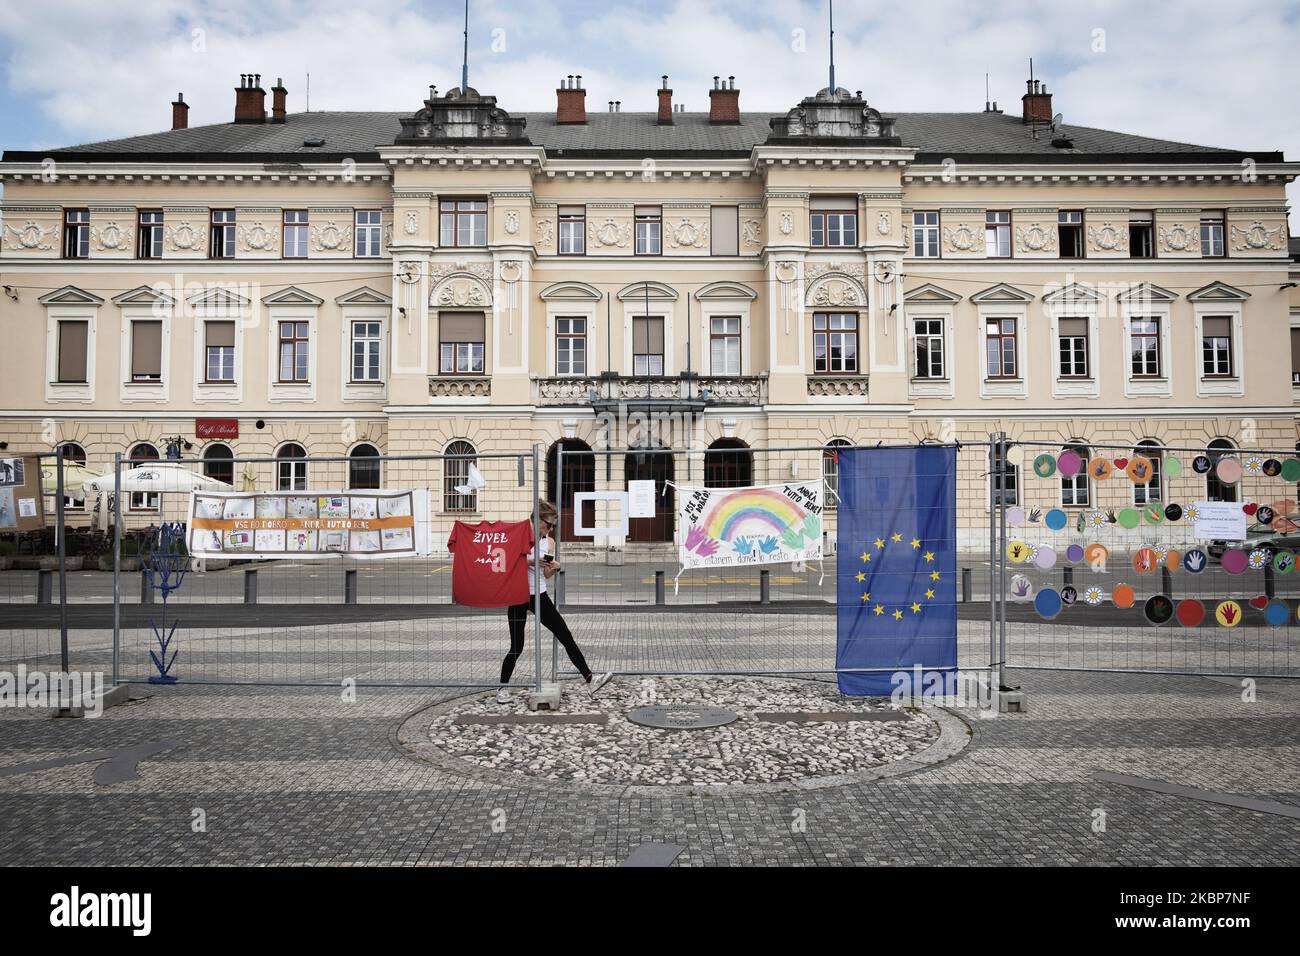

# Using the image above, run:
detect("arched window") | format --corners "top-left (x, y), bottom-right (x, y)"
top-left (992, 442), bottom-right (1019, 506)
top-left (202, 443), bottom-right (235, 486)
top-left (349, 443), bottom-right (382, 490)
top-left (128, 442), bottom-right (160, 511)
top-left (276, 443), bottom-right (308, 491)
top-left (823, 439), bottom-right (851, 510)
top-left (547, 439), bottom-right (595, 542)
top-left (58, 442), bottom-right (87, 510)
top-left (1133, 439), bottom-right (1163, 504)
top-left (443, 440), bottom-right (477, 512)
top-left (1206, 438), bottom-right (1237, 502)
top-left (705, 438), bottom-right (752, 489)
top-left (1061, 440), bottom-right (1090, 507)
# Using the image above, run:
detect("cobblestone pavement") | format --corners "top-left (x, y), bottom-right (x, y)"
top-left (0, 668), bottom-right (1297, 866)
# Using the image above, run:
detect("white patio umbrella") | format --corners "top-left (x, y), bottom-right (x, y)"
top-left (39, 460), bottom-right (97, 495)
top-left (83, 461), bottom-right (233, 495)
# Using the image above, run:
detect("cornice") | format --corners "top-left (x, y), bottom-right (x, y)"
top-left (0, 160), bottom-right (391, 182)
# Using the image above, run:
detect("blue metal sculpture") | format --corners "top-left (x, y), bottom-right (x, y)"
top-left (143, 521), bottom-right (187, 684)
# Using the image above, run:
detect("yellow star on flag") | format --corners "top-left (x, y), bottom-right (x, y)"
top-left (930, 570), bottom-right (941, 581)
top-left (910, 538), bottom-right (921, 549)
top-left (860, 551), bottom-right (869, 563)
top-left (892, 609), bottom-right (904, 620)
top-left (874, 537), bottom-right (885, 549)
top-left (861, 592), bottom-right (871, 602)
top-left (925, 588), bottom-right (935, 600)
top-left (911, 602), bottom-right (922, 614)
top-left (924, 551), bottom-right (935, 563)
top-left (855, 571), bottom-right (866, 583)
top-left (873, 604), bottom-right (885, 616)
top-left (891, 532), bottom-right (903, 543)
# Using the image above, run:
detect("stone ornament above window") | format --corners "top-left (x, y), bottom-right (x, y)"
top-left (1230, 220), bottom-right (1285, 252)
top-left (535, 218), bottom-right (555, 245)
top-left (310, 221), bottom-right (353, 252)
top-left (92, 221), bottom-right (127, 251)
top-left (1088, 222), bottom-right (1128, 253)
top-left (4, 221), bottom-right (55, 251)
top-left (741, 219), bottom-right (762, 247)
top-left (165, 221), bottom-right (201, 251)
top-left (876, 211), bottom-right (891, 236)
top-left (238, 222), bottom-right (278, 252)
top-left (1158, 223), bottom-right (1199, 253)
top-left (503, 210), bottom-right (520, 235)
top-left (1015, 223), bottom-right (1056, 253)
top-left (779, 211), bottom-right (794, 235)
top-left (589, 217), bottom-right (632, 248)
top-left (943, 224), bottom-right (979, 252)
top-left (404, 211), bottom-right (419, 236)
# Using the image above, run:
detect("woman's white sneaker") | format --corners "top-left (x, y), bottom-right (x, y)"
top-left (495, 688), bottom-right (511, 704)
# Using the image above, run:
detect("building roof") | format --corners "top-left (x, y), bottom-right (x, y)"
top-left (3, 108), bottom-right (1283, 165)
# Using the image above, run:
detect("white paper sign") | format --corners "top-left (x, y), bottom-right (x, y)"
top-left (17, 497), bottom-right (36, 518)
top-left (628, 480), bottom-right (657, 519)
top-left (1191, 501), bottom-right (1247, 540)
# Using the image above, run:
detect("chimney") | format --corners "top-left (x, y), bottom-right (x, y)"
top-left (556, 75), bottom-right (586, 124)
top-left (709, 75), bottom-right (740, 124)
top-left (1021, 78), bottom-right (1052, 125)
top-left (234, 73), bottom-right (267, 124)
top-left (171, 93), bottom-right (189, 130)
top-left (657, 75), bottom-right (673, 125)
top-left (271, 77), bottom-right (288, 123)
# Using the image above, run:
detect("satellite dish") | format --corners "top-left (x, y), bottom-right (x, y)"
top-left (1051, 112), bottom-right (1064, 131)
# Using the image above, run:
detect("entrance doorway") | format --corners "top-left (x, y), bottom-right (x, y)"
top-left (625, 448), bottom-right (675, 543)
top-left (547, 439), bottom-right (595, 542)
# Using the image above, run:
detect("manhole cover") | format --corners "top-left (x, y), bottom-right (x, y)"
top-left (627, 705), bottom-right (738, 730)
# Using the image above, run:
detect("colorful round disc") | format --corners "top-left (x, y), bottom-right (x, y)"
top-left (1035, 546), bottom-right (1057, 570)
top-left (1007, 506), bottom-right (1025, 526)
top-left (1215, 457), bottom-right (1243, 485)
top-left (1033, 454), bottom-right (1057, 479)
top-left (1214, 600), bottom-right (1243, 628)
top-left (1144, 595), bottom-right (1174, 625)
top-left (1263, 459), bottom-right (1283, 477)
top-left (1182, 548), bottom-right (1208, 574)
top-left (1126, 456), bottom-right (1154, 484)
top-left (1164, 457), bottom-right (1183, 478)
top-left (1265, 601), bottom-right (1290, 627)
top-left (1117, 508), bottom-right (1141, 529)
top-left (1034, 588), bottom-right (1062, 620)
top-left (1044, 508), bottom-right (1068, 531)
top-left (1006, 540), bottom-right (1030, 563)
top-left (1006, 445), bottom-right (1025, 466)
top-left (1282, 459), bottom-right (1300, 482)
top-left (1192, 455), bottom-right (1211, 474)
top-left (1057, 451), bottom-right (1082, 477)
top-left (1164, 503), bottom-right (1183, 522)
top-left (1176, 599), bottom-right (1205, 628)
top-left (1221, 549), bottom-right (1248, 575)
top-left (1133, 547), bottom-right (1158, 573)
top-left (1273, 550), bottom-right (1295, 574)
top-left (1084, 543), bottom-right (1108, 569)
top-left (1143, 503), bottom-right (1164, 525)
top-left (1111, 584), bottom-right (1136, 609)
top-left (1088, 458), bottom-right (1113, 481)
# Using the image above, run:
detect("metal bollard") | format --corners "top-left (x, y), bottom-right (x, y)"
top-left (344, 568), bottom-right (358, 605)
top-left (556, 569), bottom-right (565, 607)
top-left (244, 567), bottom-right (258, 604)
top-left (1161, 566), bottom-right (1174, 597)
top-left (140, 568), bottom-right (154, 604)
top-left (759, 568), bottom-right (771, 605)
top-left (1264, 563), bottom-right (1276, 599)
top-left (37, 568), bottom-right (52, 605)
top-left (655, 570), bottom-right (665, 606)
top-left (1062, 566), bottom-right (1074, 588)
top-left (961, 567), bottom-right (971, 603)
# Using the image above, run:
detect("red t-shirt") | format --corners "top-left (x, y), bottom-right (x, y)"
top-left (446, 520), bottom-right (534, 608)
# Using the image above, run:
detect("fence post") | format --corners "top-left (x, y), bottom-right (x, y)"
top-left (1161, 566), bottom-right (1174, 598)
top-left (244, 567), bottom-right (258, 604)
top-left (961, 567), bottom-right (971, 603)
top-left (556, 569), bottom-right (565, 607)
top-left (37, 568), bottom-right (52, 604)
top-left (1264, 563), bottom-right (1276, 599)
top-left (1062, 566), bottom-right (1074, 588)
top-left (140, 568), bottom-right (154, 604)
top-left (997, 433), bottom-right (1008, 691)
top-left (655, 569), bottom-right (665, 605)
top-left (112, 452), bottom-right (121, 687)
top-left (55, 449), bottom-right (69, 674)
top-left (533, 445), bottom-right (544, 692)
top-left (344, 568), bottom-right (358, 604)
top-left (759, 568), bottom-right (771, 605)
top-left (988, 435), bottom-right (998, 691)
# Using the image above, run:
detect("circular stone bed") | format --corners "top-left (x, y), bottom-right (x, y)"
top-left (402, 677), bottom-right (958, 790)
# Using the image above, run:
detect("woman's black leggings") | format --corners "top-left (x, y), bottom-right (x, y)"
top-left (502, 592), bottom-right (592, 684)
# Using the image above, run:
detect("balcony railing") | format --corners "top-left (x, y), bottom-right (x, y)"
top-left (429, 376), bottom-right (491, 399)
top-left (807, 375), bottom-right (869, 398)
top-left (536, 374), bottom-right (767, 408)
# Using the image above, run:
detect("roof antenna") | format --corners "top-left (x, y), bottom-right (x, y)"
top-left (828, 0), bottom-right (836, 93)
top-left (306, 71), bottom-right (310, 112)
top-left (461, 0), bottom-right (470, 92)
top-left (985, 72), bottom-right (990, 111)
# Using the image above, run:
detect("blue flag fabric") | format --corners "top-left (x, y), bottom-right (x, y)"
top-left (835, 446), bottom-right (958, 695)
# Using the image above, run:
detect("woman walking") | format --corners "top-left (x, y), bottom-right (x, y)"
top-left (498, 500), bottom-right (610, 703)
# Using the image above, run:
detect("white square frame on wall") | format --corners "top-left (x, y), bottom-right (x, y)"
top-left (572, 491), bottom-right (630, 537)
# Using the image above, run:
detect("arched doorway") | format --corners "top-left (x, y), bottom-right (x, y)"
top-left (547, 439), bottom-right (595, 542)
top-left (625, 447), bottom-right (675, 543)
top-left (705, 438), bottom-right (753, 488)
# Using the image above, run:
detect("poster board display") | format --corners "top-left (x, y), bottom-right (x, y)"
top-left (0, 455), bottom-right (47, 532)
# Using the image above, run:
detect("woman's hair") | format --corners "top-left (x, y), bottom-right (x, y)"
top-left (537, 499), bottom-right (558, 523)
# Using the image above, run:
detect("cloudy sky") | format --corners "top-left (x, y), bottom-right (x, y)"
top-left (0, 0), bottom-right (1297, 224)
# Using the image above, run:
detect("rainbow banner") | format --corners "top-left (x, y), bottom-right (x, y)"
top-left (678, 481), bottom-right (823, 571)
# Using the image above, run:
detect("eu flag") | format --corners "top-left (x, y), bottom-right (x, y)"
top-left (835, 446), bottom-right (958, 695)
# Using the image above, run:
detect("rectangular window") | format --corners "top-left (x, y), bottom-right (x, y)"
top-left (914, 318), bottom-right (945, 378)
top-left (351, 321), bottom-right (382, 382)
top-left (282, 209), bottom-right (308, 258)
top-left (991, 445), bottom-right (1019, 506)
top-left (354, 210), bottom-right (382, 257)
top-left (710, 316), bottom-right (741, 376)
top-left (277, 321), bottom-right (310, 382)
top-left (912, 211), bottom-right (939, 257)
top-left (1202, 316), bottom-right (1233, 377)
top-left (63, 209), bottom-right (89, 259)
top-left (985, 211), bottom-right (1011, 257)
top-left (1062, 468), bottom-right (1090, 506)
top-left (1292, 328), bottom-right (1300, 386)
top-left (205, 321), bottom-right (235, 382)
top-left (56, 320), bottom-right (88, 383)
top-left (632, 316), bottom-right (664, 376)
top-left (635, 206), bottom-right (662, 255)
top-left (1058, 210), bottom-right (1084, 258)
top-left (1133, 451), bottom-right (1163, 505)
top-left (1200, 211), bottom-right (1225, 257)
top-left (1130, 317), bottom-right (1161, 378)
top-left (210, 209), bottom-right (236, 259)
top-left (813, 313), bottom-right (859, 373)
top-left (130, 321), bottom-right (163, 382)
top-left (810, 198), bottom-right (857, 248)
top-left (985, 317), bottom-right (1017, 378)
top-left (439, 199), bottom-right (487, 247)
top-left (439, 312), bottom-right (485, 374)
top-left (710, 206), bottom-right (739, 256)
top-left (1058, 317), bottom-right (1089, 377)
top-left (555, 317), bottom-right (587, 376)
top-left (1129, 211), bottom-right (1154, 258)
top-left (558, 206), bottom-right (585, 255)
top-left (137, 210), bottom-right (164, 259)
